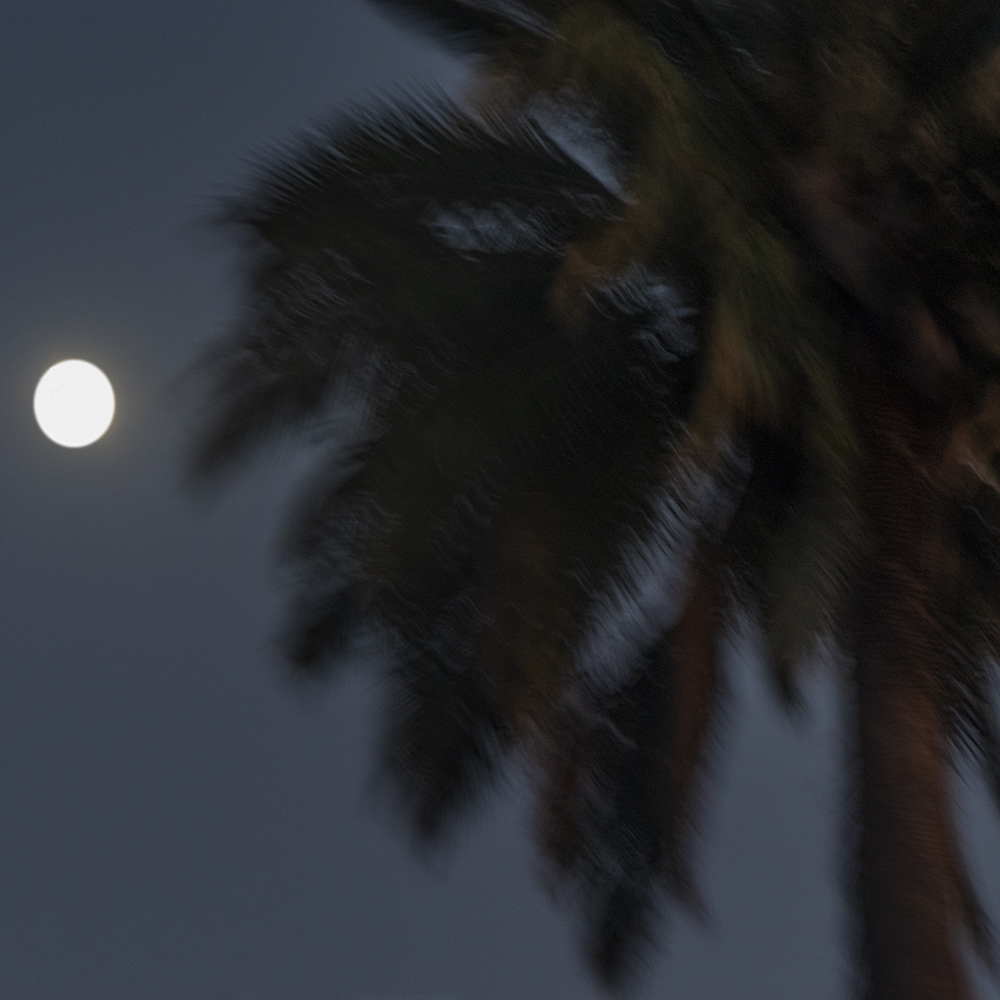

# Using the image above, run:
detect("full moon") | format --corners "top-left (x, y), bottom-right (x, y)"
top-left (34, 360), bottom-right (115, 448)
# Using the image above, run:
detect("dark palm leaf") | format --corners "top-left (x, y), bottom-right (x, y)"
top-left (537, 545), bottom-right (722, 987)
top-left (369, 0), bottom-right (536, 53)
top-left (191, 90), bottom-right (617, 475)
top-left (282, 286), bottom-right (700, 835)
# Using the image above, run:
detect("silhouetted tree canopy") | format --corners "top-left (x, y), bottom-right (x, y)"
top-left (192, 2), bottom-right (1000, 996)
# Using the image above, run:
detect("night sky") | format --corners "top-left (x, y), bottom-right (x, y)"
top-left (2, 3), bottom-right (998, 998)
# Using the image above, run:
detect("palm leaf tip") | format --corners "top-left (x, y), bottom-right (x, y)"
top-left (368, 0), bottom-right (533, 54)
top-left (284, 588), bottom-right (358, 673)
top-left (536, 609), bottom-right (720, 986)
top-left (537, 710), bottom-right (669, 990)
top-left (380, 647), bottom-right (515, 843)
top-left (588, 882), bottom-right (661, 991)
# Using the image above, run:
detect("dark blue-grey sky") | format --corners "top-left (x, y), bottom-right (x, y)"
top-left (1, 3), bottom-right (998, 998)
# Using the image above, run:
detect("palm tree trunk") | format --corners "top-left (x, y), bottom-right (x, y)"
top-left (851, 339), bottom-right (971, 1000)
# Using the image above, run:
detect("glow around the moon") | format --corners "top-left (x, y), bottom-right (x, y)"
top-left (34, 360), bottom-right (115, 448)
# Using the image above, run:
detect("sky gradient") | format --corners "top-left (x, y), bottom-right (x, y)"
top-left (1, 3), bottom-right (997, 998)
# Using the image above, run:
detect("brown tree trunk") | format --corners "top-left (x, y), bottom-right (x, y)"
top-left (851, 340), bottom-right (972, 1000)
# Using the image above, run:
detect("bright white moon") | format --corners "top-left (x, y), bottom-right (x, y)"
top-left (34, 360), bottom-right (115, 448)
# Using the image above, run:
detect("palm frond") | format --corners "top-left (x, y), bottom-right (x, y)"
top-left (537, 545), bottom-right (722, 988)
top-left (190, 90), bottom-right (617, 476)
top-left (370, 0), bottom-right (541, 53)
top-left (380, 623), bottom-right (515, 841)
top-left (275, 256), bottom-right (699, 657)
top-left (260, 251), bottom-right (702, 838)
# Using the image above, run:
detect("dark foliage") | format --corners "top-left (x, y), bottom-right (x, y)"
top-left (192, 0), bottom-right (1000, 993)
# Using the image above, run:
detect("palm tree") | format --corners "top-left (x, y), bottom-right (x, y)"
top-left (191, 0), bottom-right (1000, 996)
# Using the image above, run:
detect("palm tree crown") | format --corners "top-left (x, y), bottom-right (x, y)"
top-left (191, 1), bottom-right (1000, 996)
